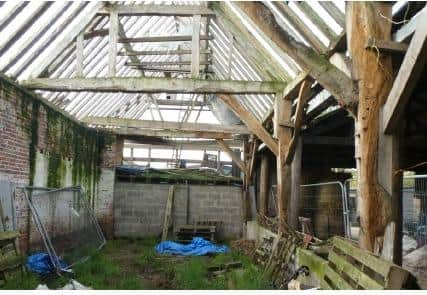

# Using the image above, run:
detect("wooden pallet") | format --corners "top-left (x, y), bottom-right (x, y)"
top-left (175, 225), bottom-right (216, 243)
top-left (320, 237), bottom-right (409, 290)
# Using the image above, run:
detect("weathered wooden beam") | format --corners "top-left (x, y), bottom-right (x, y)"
top-left (118, 49), bottom-right (211, 56)
top-left (262, 72), bottom-right (309, 125)
top-left (123, 156), bottom-right (232, 165)
top-left (191, 15), bottom-right (201, 78)
top-left (259, 154), bottom-right (270, 216)
top-left (118, 22), bottom-right (146, 77)
top-left (274, 90), bottom-right (292, 233)
top-left (365, 37), bottom-right (409, 54)
top-left (318, 1), bottom-right (345, 28)
top-left (118, 35), bottom-right (212, 43)
top-left (296, 2), bottom-right (338, 41)
top-left (75, 32), bottom-right (84, 77)
top-left (128, 66), bottom-right (214, 74)
top-left (107, 127), bottom-right (234, 139)
top-left (154, 99), bottom-right (205, 107)
top-left (216, 139), bottom-right (247, 173)
top-left (84, 28), bottom-right (108, 39)
top-left (108, 9), bottom-right (118, 77)
top-left (382, 9), bottom-right (427, 134)
top-left (98, 4), bottom-right (215, 16)
top-left (81, 116), bottom-right (250, 134)
top-left (285, 80), bottom-right (312, 164)
top-left (235, 2), bottom-right (357, 107)
top-left (125, 61), bottom-right (211, 67)
top-left (304, 96), bottom-right (336, 123)
top-left (125, 139), bottom-right (243, 151)
top-left (218, 94), bottom-right (278, 156)
top-left (21, 77), bottom-right (285, 94)
top-left (289, 137), bottom-right (302, 229)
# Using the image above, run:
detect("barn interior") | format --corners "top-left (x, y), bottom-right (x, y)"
top-left (0, 0), bottom-right (426, 290)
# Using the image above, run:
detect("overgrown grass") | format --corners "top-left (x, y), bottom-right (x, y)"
top-left (1, 238), bottom-right (269, 290)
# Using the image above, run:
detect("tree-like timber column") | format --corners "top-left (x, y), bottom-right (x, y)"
top-left (347, 2), bottom-right (394, 251)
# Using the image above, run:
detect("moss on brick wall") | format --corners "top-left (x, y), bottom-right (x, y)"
top-left (1, 75), bottom-right (113, 205)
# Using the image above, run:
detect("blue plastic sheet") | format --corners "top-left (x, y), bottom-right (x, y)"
top-left (26, 253), bottom-right (68, 275)
top-left (155, 237), bottom-right (229, 256)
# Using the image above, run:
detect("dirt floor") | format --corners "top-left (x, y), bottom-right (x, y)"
top-left (1, 238), bottom-right (269, 290)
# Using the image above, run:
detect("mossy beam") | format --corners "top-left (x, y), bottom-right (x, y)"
top-left (234, 2), bottom-right (358, 107)
top-left (21, 77), bottom-right (286, 95)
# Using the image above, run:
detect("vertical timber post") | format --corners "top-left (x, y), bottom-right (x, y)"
top-left (274, 91), bottom-right (292, 233)
top-left (289, 137), bottom-right (302, 230)
top-left (109, 9), bottom-right (118, 77)
top-left (347, 2), bottom-right (401, 259)
top-left (259, 153), bottom-right (270, 216)
top-left (191, 15), bottom-right (201, 78)
top-left (76, 32), bottom-right (84, 78)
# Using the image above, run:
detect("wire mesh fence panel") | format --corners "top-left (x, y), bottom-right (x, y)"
top-left (22, 186), bottom-right (105, 271)
top-left (299, 182), bottom-right (350, 240)
top-left (345, 175), bottom-right (427, 252)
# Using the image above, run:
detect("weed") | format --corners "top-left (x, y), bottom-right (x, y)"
top-left (1, 272), bottom-right (40, 290)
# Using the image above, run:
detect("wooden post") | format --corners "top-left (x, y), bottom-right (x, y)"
top-left (191, 15), bottom-right (201, 78)
top-left (274, 91), bottom-right (292, 233)
top-left (109, 9), bottom-right (119, 77)
top-left (289, 137), bottom-right (302, 230)
top-left (259, 153), bottom-right (270, 216)
top-left (347, 2), bottom-right (397, 253)
top-left (76, 32), bottom-right (84, 77)
top-left (161, 185), bottom-right (175, 241)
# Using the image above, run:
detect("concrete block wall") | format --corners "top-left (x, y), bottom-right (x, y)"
top-left (114, 183), bottom-right (243, 240)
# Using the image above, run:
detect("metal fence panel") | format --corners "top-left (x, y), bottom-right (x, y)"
top-left (21, 186), bottom-right (105, 271)
top-left (0, 180), bottom-right (15, 231)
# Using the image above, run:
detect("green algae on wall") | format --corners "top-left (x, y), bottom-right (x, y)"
top-left (18, 90), bottom-right (113, 207)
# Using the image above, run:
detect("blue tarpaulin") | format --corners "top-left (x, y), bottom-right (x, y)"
top-left (26, 253), bottom-right (68, 275)
top-left (155, 237), bottom-right (229, 256)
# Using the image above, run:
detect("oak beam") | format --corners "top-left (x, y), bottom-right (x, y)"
top-left (118, 49), bottom-right (211, 56)
top-left (285, 80), bottom-right (312, 164)
top-left (21, 77), bottom-right (284, 94)
top-left (382, 9), bottom-right (427, 134)
top-left (259, 154), bottom-right (270, 216)
top-left (81, 117), bottom-right (250, 135)
top-left (235, 2), bottom-right (357, 107)
top-left (107, 127), bottom-right (234, 139)
top-left (365, 37), bottom-right (409, 54)
top-left (108, 9), bottom-right (118, 77)
top-left (118, 35), bottom-right (212, 43)
top-left (218, 94), bottom-right (278, 156)
top-left (216, 139), bottom-right (247, 173)
top-left (191, 15), bottom-right (201, 78)
top-left (75, 32), bottom-right (84, 77)
top-left (99, 4), bottom-right (215, 16)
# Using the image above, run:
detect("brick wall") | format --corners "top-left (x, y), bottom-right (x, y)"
top-left (0, 77), bottom-right (121, 252)
top-left (114, 183), bottom-right (244, 240)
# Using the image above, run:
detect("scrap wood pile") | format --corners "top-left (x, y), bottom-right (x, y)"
top-left (252, 222), bottom-right (304, 289)
top-left (230, 239), bottom-right (256, 258)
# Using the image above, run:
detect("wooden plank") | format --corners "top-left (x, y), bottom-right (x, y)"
top-left (328, 250), bottom-right (384, 289)
top-left (161, 185), bottom-right (175, 241)
top-left (118, 22), bottom-right (147, 77)
top-left (218, 94), bottom-right (278, 156)
top-left (216, 139), bottom-right (246, 173)
top-left (118, 35), bottom-right (212, 43)
top-left (324, 265), bottom-right (353, 290)
top-left (99, 4), bottom-right (215, 16)
top-left (125, 61), bottom-right (211, 66)
top-left (318, 2), bottom-right (345, 28)
top-left (81, 117), bottom-right (250, 134)
top-left (365, 37), bottom-right (408, 54)
top-left (285, 80), bottom-right (312, 164)
top-left (191, 15), bottom-right (201, 78)
top-left (84, 28), bottom-right (108, 39)
top-left (382, 8), bottom-right (427, 134)
top-left (154, 99), bottom-right (205, 107)
top-left (128, 66), bottom-right (214, 74)
top-left (75, 32), bottom-right (84, 77)
top-left (108, 9), bottom-right (118, 77)
top-left (123, 157), bottom-right (231, 165)
top-left (108, 127), bottom-right (234, 139)
top-left (234, 2), bottom-right (357, 107)
top-left (332, 237), bottom-right (391, 278)
top-left (21, 77), bottom-right (284, 94)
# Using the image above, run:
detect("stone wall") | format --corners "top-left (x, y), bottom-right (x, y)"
top-left (114, 182), bottom-right (243, 240)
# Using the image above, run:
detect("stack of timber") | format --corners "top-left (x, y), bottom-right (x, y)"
top-left (257, 214), bottom-right (279, 233)
top-left (253, 236), bottom-right (275, 267)
top-left (175, 224), bottom-right (216, 243)
top-left (230, 239), bottom-right (256, 258)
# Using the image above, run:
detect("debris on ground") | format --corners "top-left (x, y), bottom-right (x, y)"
top-left (208, 261), bottom-right (242, 276)
top-left (155, 237), bottom-right (229, 256)
top-left (230, 239), bottom-right (256, 258)
top-left (403, 245), bottom-right (427, 289)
